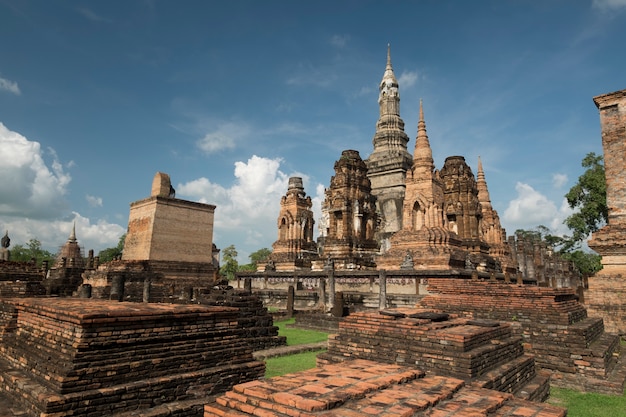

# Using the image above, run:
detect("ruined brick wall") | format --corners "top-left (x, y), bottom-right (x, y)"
top-left (123, 196), bottom-right (215, 263)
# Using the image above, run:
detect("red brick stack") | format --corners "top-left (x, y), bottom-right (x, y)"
top-left (317, 308), bottom-right (550, 401)
top-left (204, 359), bottom-right (566, 417)
top-left (420, 278), bottom-right (626, 394)
top-left (0, 298), bottom-right (265, 416)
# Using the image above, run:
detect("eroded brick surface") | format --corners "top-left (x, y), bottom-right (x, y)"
top-left (204, 359), bottom-right (566, 417)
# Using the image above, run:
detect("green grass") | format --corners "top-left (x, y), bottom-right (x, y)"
top-left (548, 387), bottom-right (626, 417)
top-left (274, 318), bottom-right (329, 346)
top-left (264, 350), bottom-right (326, 378)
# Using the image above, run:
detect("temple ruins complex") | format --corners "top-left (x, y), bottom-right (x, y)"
top-left (0, 49), bottom-right (624, 416)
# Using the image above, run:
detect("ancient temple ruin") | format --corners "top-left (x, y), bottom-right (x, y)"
top-left (365, 46), bottom-right (413, 245)
top-left (83, 172), bottom-right (219, 301)
top-left (266, 177), bottom-right (317, 271)
top-left (318, 150), bottom-right (379, 269)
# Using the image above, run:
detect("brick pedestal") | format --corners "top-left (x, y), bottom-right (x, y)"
top-left (0, 298), bottom-right (264, 417)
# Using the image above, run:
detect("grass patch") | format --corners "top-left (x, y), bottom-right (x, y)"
top-left (274, 318), bottom-right (329, 346)
top-left (264, 349), bottom-right (326, 378)
top-left (548, 387), bottom-right (626, 417)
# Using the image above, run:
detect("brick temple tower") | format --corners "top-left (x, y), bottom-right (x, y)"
top-left (267, 177), bottom-right (317, 271)
top-left (320, 150), bottom-right (379, 269)
top-left (366, 46), bottom-right (412, 248)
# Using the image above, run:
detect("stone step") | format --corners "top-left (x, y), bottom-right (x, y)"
top-left (551, 340), bottom-right (626, 395)
top-left (470, 354), bottom-right (540, 397)
top-left (0, 354), bottom-right (264, 416)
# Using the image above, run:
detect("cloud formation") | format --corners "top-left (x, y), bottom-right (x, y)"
top-left (552, 173), bottom-right (568, 188)
top-left (0, 76), bottom-right (20, 95)
top-left (0, 123), bottom-right (71, 219)
top-left (503, 182), bottom-right (573, 236)
top-left (177, 155), bottom-right (323, 261)
top-left (592, 0), bottom-right (626, 10)
top-left (196, 121), bottom-right (248, 153)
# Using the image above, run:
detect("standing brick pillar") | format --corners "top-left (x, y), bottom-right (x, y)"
top-left (586, 88), bottom-right (626, 335)
top-left (378, 269), bottom-right (387, 310)
top-left (331, 291), bottom-right (345, 317)
top-left (287, 285), bottom-right (295, 317)
top-left (328, 269), bottom-right (335, 312)
top-left (110, 275), bottom-right (125, 301)
top-left (143, 279), bottom-right (151, 303)
top-left (318, 277), bottom-right (326, 310)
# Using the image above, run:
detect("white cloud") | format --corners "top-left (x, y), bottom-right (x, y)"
top-left (503, 182), bottom-right (573, 236)
top-left (177, 155), bottom-right (323, 261)
top-left (0, 212), bottom-right (125, 255)
top-left (0, 122), bottom-right (71, 218)
top-left (592, 0), bottom-right (626, 10)
top-left (86, 195), bottom-right (103, 207)
top-left (196, 121), bottom-right (248, 153)
top-left (0, 76), bottom-right (21, 95)
top-left (399, 70), bottom-right (418, 88)
top-left (552, 173), bottom-right (568, 188)
top-left (330, 34), bottom-right (350, 48)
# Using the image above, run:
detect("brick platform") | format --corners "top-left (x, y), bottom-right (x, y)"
top-left (0, 298), bottom-right (265, 417)
top-left (419, 278), bottom-right (626, 395)
top-left (317, 308), bottom-right (550, 401)
top-left (205, 359), bottom-right (566, 417)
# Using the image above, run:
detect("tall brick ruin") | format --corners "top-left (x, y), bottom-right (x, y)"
top-left (586, 88), bottom-right (626, 335)
top-left (83, 172), bottom-right (219, 302)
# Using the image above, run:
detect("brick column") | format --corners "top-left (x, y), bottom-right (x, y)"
top-left (586, 88), bottom-right (626, 335)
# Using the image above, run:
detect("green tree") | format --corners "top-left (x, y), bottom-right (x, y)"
top-left (564, 152), bottom-right (607, 245)
top-left (98, 234), bottom-right (126, 263)
top-left (239, 247), bottom-right (272, 271)
top-left (10, 238), bottom-right (55, 266)
top-left (219, 244), bottom-right (239, 280)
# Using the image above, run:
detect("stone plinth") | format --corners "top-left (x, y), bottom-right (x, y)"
top-left (205, 359), bottom-right (566, 417)
top-left (0, 298), bottom-right (264, 416)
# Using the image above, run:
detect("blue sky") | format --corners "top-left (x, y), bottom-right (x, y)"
top-left (0, 0), bottom-right (625, 262)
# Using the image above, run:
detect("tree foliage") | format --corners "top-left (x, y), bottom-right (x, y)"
top-left (239, 247), bottom-right (272, 271)
top-left (564, 152), bottom-right (607, 245)
top-left (97, 234), bottom-right (126, 263)
top-left (517, 153), bottom-right (607, 277)
top-left (219, 244), bottom-right (239, 280)
top-left (10, 238), bottom-right (55, 266)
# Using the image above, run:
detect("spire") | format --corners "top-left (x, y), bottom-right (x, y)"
top-left (381, 43), bottom-right (398, 90)
top-left (413, 99), bottom-right (434, 171)
top-left (68, 222), bottom-right (77, 243)
top-left (476, 156), bottom-right (492, 210)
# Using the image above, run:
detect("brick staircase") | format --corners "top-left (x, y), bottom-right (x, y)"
top-left (317, 308), bottom-right (551, 401)
top-left (420, 278), bottom-right (626, 394)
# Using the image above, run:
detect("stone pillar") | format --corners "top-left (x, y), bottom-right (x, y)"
top-left (378, 269), bottom-right (387, 310)
top-left (78, 284), bottom-right (92, 298)
top-left (287, 285), bottom-right (295, 317)
top-left (318, 277), bottom-right (326, 310)
top-left (143, 279), bottom-right (151, 303)
top-left (586, 88), bottom-right (626, 335)
top-left (244, 278), bottom-right (252, 294)
top-left (331, 291), bottom-right (344, 317)
top-left (110, 275), bottom-right (125, 301)
top-left (328, 269), bottom-right (335, 312)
